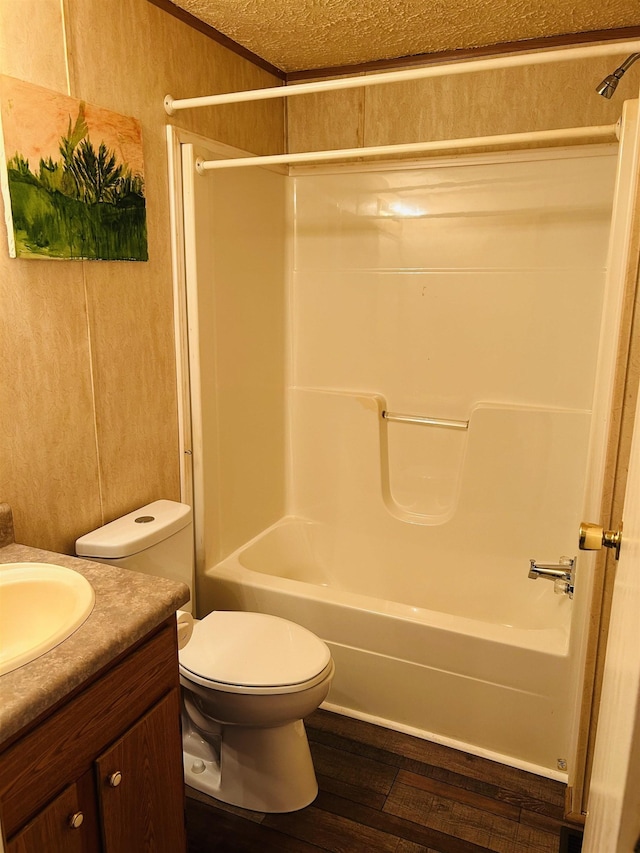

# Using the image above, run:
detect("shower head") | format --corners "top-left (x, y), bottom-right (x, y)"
top-left (596, 73), bottom-right (620, 99)
top-left (596, 53), bottom-right (640, 98)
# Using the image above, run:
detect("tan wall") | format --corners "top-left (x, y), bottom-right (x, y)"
top-left (0, 0), bottom-right (284, 554)
top-left (288, 54), bottom-right (640, 152)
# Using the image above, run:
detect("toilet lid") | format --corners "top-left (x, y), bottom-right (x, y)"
top-left (179, 611), bottom-right (332, 690)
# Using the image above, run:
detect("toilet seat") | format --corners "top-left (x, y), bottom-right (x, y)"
top-left (179, 611), bottom-right (333, 695)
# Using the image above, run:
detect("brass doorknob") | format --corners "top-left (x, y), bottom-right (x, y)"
top-left (579, 522), bottom-right (622, 559)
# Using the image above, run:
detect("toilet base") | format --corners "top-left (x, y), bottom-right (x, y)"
top-left (183, 719), bottom-right (318, 813)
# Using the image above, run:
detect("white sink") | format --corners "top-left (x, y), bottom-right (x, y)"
top-left (0, 562), bottom-right (95, 676)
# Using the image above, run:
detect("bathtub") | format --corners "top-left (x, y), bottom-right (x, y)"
top-left (205, 515), bottom-right (574, 780)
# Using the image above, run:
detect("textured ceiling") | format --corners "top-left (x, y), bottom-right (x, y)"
top-left (170, 0), bottom-right (640, 72)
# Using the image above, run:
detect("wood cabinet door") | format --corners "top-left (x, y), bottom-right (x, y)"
top-left (95, 689), bottom-right (186, 853)
top-left (7, 773), bottom-right (100, 853)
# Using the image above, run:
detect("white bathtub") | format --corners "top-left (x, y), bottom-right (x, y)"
top-left (205, 515), bottom-right (574, 780)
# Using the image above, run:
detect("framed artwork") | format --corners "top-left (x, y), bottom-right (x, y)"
top-left (0, 76), bottom-right (148, 261)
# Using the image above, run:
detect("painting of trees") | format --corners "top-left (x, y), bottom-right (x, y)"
top-left (1, 78), bottom-right (147, 260)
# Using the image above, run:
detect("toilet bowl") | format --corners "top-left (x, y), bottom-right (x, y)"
top-left (180, 611), bottom-right (334, 811)
top-left (75, 500), bottom-right (334, 813)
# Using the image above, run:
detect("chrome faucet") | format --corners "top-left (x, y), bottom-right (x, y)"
top-left (528, 556), bottom-right (575, 598)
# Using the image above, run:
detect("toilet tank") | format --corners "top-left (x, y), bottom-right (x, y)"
top-left (75, 500), bottom-right (195, 613)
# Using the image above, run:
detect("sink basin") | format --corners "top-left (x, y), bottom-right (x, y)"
top-left (0, 563), bottom-right (95, 676)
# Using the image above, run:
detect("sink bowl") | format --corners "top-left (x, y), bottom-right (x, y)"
top-left (0, 562), bottom-right (95, 676)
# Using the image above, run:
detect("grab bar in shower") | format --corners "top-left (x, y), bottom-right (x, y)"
top-left (382, 411), bottom-right (469, 430)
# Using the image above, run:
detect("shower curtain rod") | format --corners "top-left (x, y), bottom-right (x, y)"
top-left (164, 40), bottom-right (640, 113)
top-left (195, 124), bottom-right (619, 172)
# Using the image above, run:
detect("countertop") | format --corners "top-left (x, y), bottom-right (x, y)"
top-left (0, 505), bottom-right (190, 744)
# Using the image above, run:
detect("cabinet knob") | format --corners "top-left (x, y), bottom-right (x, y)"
top-left (68, 811), bottom-right (84, 829)
top-left (108, 771), bottom-right (123, 787)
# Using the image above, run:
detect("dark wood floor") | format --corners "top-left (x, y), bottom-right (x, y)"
top-left (185, 709), bottom-right (583, 853)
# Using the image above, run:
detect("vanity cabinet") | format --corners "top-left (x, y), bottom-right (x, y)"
top-left (0, 618), bottom-right (186, 853)
top-left (96, 690), bottom-right (185, 852)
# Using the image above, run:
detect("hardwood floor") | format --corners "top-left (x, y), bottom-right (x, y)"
top-left (185, 709), bottom-right (583, 853)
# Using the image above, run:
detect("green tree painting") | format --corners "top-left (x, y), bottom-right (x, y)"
top-left (1, 83), bottom-right (148, 261)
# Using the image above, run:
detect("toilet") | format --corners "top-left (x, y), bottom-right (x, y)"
top-left (75, 500), bottom-right (334, 813)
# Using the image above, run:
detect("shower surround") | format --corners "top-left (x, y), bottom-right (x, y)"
top-left (185, 143), bottom-right (619, 777)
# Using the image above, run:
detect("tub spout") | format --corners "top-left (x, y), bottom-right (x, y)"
top-left (528, 557), bottom-right (575, 597)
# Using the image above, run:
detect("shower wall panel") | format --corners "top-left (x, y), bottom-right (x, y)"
top-left (292, 152), bottom-right (616, 413)
top-left (185, 154), bottom-right (288, 570)
top-left (289, 149), bottom-right (617, 567)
